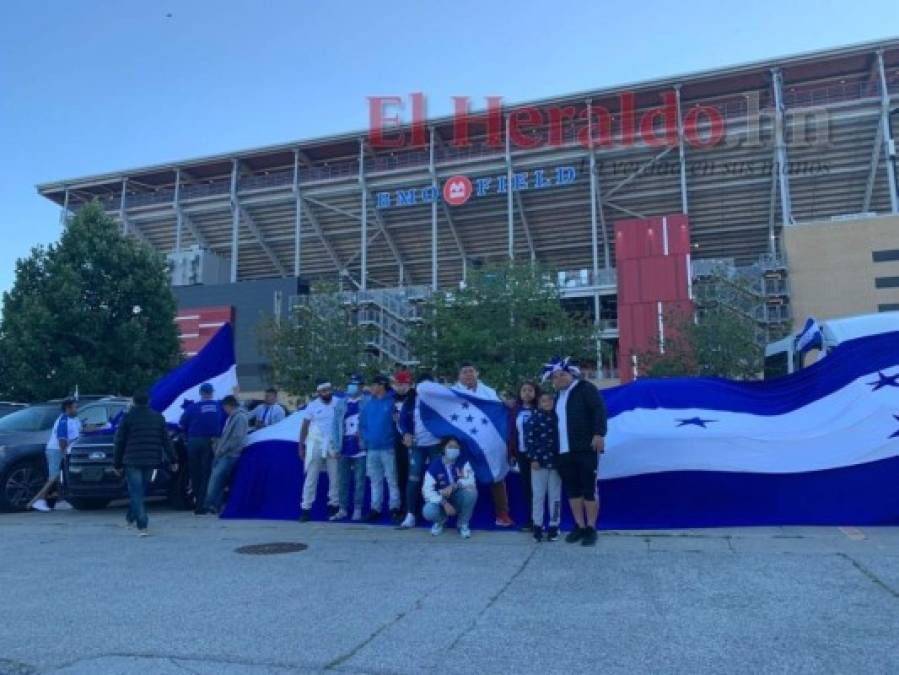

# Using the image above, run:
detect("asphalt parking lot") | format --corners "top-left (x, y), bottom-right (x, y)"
top-left (1, 505), bottom-right (898, 675)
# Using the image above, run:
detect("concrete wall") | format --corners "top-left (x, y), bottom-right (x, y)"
top-left (784, 214), bottom-right (899, 330)
top-left (173, 277), bottom-right (306, 393)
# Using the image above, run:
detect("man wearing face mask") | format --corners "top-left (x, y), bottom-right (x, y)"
top-left (421, 437), bottom-right (478, 539)
top-left (391, 370), bottom-right (413, 515)
top-left (330, 374), bottom-right (368, 521)
top-left (298, 378), bottom-right (340, 521)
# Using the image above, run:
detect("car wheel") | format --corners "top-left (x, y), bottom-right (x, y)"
top-left (68, 497), bottom-right (110, 510)
top-left (0, 460), bottom-right (47, 512)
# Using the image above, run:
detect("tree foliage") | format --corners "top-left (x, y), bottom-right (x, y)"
top-left (260, 283), bottom-right (389, 396)
top-left (638, 305), bottom-right (763, 380)
top-left (408, 264), bottom-right (597, 393)
top-left (0, 202), bottom-right (182, 401)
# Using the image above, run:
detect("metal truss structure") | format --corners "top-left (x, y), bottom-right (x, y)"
top-left (39, 39), bottom-right (899, 351)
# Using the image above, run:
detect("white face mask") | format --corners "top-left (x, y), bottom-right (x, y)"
top-left (445, 446), bottom-right (461, 462)
top-left (346, 384), bottom-right (360, 396)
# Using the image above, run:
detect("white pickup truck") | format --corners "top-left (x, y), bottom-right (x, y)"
top-left (764, 311), bottom-right (899, 378)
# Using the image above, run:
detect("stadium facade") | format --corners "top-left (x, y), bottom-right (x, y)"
top-left (36, 38), bottom-right (899, 387)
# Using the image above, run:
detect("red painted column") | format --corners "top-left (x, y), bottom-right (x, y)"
top-left (615, 215), bottom-right (693, 383)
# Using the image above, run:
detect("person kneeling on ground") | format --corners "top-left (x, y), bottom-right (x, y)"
top-left (525, 393), bottom-right (563, 542)
top-left (200, 395), bottom-right (248, 515)
top-left (421, 438), bottom-right (477, 539)
top-left (113, 390), bottom-right (178, 536)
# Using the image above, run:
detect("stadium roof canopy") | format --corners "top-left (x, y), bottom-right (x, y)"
top-left (37, 37), bottom-right (899, 290)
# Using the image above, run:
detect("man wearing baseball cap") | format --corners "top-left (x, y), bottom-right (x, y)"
top-left (179, 382), bottom-right (225, 514)
top-left (298, 378), bottom-right (340, 521)
top-left (391, 369), bottom-right (414, 514)
top-left (330, 374), bottom-right (368, 521)
top-left (359, 373), bottom-right (401, 523)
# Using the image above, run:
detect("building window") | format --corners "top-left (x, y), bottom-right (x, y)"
top-left (874, 276), bottom-right (899, 289)
top-left (872, 249), bottom-right (899, 263)
top-left (878, 303), bottom-right (899, 312)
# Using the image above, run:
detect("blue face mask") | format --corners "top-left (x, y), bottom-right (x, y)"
top-left (445, 446), bottom-right (460, 462)
top-left (346, 384), bottom-right (360, 396)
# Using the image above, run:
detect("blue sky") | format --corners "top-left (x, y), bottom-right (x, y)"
top-left (1, 0), bottom-right (897, 295)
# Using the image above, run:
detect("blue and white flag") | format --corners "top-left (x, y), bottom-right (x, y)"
top-left (416, 381), bottom-right (510, 483)
top-left (795, 316), bottom-right (824, 354)
top-left (150, 323), bottom-right (238, 424)
top-left (600, 329), bottom-right (899, 526)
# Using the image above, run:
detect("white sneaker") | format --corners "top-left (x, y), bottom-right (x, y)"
top-left (329, 509), bottom-right (347, 522)
top-left (31, 499), bottom-right (51, 512)
top-left (430, 522), bottom-right (444, 536)
top-left (399, 513), bottom-right (416, 529)
top-left (138, 529), bottom-right (149, 538)
top-left (54, 500), bottom-right (73, 511)
top-left (459, 525), bottom-right (472, 539)
top-left (352, 509), bottom-right (362, 522)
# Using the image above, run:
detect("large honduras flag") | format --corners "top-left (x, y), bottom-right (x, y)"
top-left (599, 329), bottom-right (899, 527)
top-left (416, 381), bottom-right (510, 483)
top-left (149, 323), bottom-right (238, 424)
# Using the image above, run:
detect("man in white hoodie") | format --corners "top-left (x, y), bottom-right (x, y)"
top-left (422, 438), bottom-right (478, 538)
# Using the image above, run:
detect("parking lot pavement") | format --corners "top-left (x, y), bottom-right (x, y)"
top-left (1, 506), bottom-right (898, 675)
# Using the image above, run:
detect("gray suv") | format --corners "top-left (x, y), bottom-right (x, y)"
top-left (0, 397), bottom-right (130, 511)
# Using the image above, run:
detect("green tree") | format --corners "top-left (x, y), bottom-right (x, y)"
top-left (0, 202), bottom-right (182, 401)
top-left (260, 283), bottom-right (388, 396)
top-left (638, 305), bottom-right (763, 380)
top-left (408, 263), bottom-right (597, 393)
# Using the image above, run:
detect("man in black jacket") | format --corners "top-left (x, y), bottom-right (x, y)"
top-left (114, 390), bottom-right (178, 536)
top-left (544, 357), bottom-right (607, 547)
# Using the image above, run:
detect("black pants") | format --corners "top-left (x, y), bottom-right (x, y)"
top-left (518, 458), bottom-right (533, 523)
top-left (187, 437), bottom-right (214, 509)
top-left (394, 440), bottom-right (409, 512)
top-left (557, 451), bottom-right (598, 501)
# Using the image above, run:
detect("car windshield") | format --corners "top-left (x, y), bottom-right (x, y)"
top-left (0, 405), bottom-right (60, 433)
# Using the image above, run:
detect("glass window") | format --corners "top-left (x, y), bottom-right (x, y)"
top-left (79, 405), bottom-right (112, 428)
top-left (0, 406), bottom-right (60, 432)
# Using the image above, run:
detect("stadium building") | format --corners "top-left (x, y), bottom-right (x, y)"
top-left (37, 38), bottom-right (899, 389)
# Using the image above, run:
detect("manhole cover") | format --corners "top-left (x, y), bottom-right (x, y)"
top-left (235, 542), bottom-right (308, 555)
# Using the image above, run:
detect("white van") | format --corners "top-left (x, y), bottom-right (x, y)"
top-left (763, 311), bottom-right (899, 378)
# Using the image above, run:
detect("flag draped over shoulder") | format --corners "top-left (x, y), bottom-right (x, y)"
top-left (416, 381), bottom-right (510, 483)
top-left (149, 323), bottom-right (238, 424)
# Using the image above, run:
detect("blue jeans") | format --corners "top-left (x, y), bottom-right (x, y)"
top-left (367, 449), bottom-right (400, 512)
top-left (339, 455), bottom-right (366, 513)
top-left (125, 467), bottom-right (153, 530)
top-left (406, 444), bottom-right (442, 517)
top-left (187, 437), bottom-right (214, 509)
top-left (203, 455), bottom-right (239, 513)
top-left (422, 488), bottom-right (477, 529)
